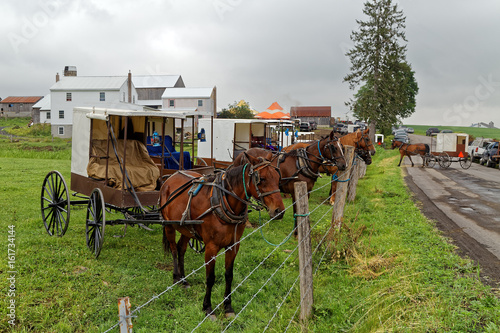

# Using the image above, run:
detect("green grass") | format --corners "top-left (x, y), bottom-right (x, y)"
top-left (405, 124), bottom-right (500, 140)
top-left (1, 117), bottom-right (499, 332)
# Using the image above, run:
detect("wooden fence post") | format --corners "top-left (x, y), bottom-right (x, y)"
top-left (118, 297), bottom-right (133, 333)
top-left (347, 157), bottom-right (365, 202)
top-left (332, 146), bottom-right (356, 231)
top-left (294, 181), bottom-right (313, 322)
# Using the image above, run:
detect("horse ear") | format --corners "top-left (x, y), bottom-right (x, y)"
top-left (330, 131), bottom-right (334, 140)
top-left (364, 128), bottom-right (369, 135)
top-left (244, 152), bottom-right (258, 165)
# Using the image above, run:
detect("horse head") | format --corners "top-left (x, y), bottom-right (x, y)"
top-left (320, 132), bottom-right (346, 172)
top-left (357, 129), bottom-right (376, 156)
top-left (243, 153), bottom-right (285, 219)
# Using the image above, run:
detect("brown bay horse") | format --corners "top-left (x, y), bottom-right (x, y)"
top-left (391, 139), bottom-right (430, 167)
top-left (327, 129), bottom-right (376, 202)
top-left (159, 153), bottom-right (285, 319)
top-left (233, 132), bottom-right (347, 227)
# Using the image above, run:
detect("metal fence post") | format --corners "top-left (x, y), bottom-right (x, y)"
top-left (118, 297), bottom-right (133, 333)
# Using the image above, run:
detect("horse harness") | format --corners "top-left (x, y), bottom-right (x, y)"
top-left (164, 161), bottom-right (279, 237)
top-left (278, 138), bottom-right (343, 186)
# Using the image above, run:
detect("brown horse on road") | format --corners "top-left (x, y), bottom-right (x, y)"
top-left (159, 153), bottom-right (285, 319)
top-left (391, 139), bottom-right (430, 167)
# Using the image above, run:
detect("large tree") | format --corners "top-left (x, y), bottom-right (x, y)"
top-left (344, 0), bottom-right (418, 137)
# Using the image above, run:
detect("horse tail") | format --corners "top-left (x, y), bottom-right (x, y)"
top-left (424, 144), bottom-right (430, 154)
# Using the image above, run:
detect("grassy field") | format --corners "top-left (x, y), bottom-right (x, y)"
top-left (1, 119), bottom-right (500, 332)
top-left (405, 124), bottom-right (500, 140)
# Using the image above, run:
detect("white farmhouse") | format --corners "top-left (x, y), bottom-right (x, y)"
top-left (162, 87), bottom-right (216, 128)
top-left (49, 73), bottom-right (137, 138)
top-left (133, 75), bottom-right (185, 109)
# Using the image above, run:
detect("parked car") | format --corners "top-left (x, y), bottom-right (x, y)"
top-left (393, 129), bottom-right (409, 143)
top-left (309, 121), bottom-right (318, 130)
top-left (334, 123), bottom-right (348, 135)
top-left (406, 127), bottom-right (414, 134)
top-left (426, 127), bottom-right (439, 136)
top-left (479, 141), bottom-right (499, 167)
top-left (440, 129), bottom-right (453, 133)
top-left (468, 137), bottom-right (494, 162)
top-left (299, 121), bottom-right (312, 132)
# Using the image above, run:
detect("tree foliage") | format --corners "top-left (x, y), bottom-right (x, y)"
top-left (218, 101), bottom-right (254, 119)
top-left (344, 0), bottom-right (418, 134)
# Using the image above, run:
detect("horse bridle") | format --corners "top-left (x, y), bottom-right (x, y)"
top-left (319, 137), bottom-right (345, 167)
top-left (243, 161), bottom-right (281, 206)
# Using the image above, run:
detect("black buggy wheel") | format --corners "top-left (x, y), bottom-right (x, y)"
top-left (41, 170), bottom-right (70, 236)
top-left (424, 154), bottom-right (436, 168)
top-left (86, 188), bottom-right (106, 258)
top-left (438, 152), bottom-right (452, 169)
top-left (460, 156), bottom-right (472, 169)
top-left (189, 239), bottom-right (205, 254)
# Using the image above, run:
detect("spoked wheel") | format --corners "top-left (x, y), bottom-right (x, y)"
top-left (460, 156), bottom-right (472, 169)
top-left (438, 152), bottom-right (452, 169)
top-left (189, 239), bottom-right (205, 254)
top-left (41, 170), bottom-right (70, 236)
top-left (193, 156), bottom-right (208, 166)
top-left (86, 188), bottom-right (106, 258)
top-left (424, 154), bottom-right (436, 168)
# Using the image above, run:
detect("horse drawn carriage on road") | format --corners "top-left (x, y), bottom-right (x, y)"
top-left (425, 132), bottom-right (471, 169)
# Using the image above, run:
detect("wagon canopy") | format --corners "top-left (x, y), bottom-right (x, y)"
top-left (434, 133), bottom-right (469, 153)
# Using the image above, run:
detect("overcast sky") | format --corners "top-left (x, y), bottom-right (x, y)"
top-left (1, 0), bottom-right (499, 127)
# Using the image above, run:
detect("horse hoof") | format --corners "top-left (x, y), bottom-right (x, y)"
top-left (225, 312), bottom-right (235, 319)
top-left (209, 314), bottom-right (217, 321)
top-left (182, 283), bottom-right (190, 289)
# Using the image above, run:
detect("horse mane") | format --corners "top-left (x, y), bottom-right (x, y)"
top-left (225, 164), bottom-right (245, 189)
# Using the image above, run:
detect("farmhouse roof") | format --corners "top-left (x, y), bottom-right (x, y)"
top-left (132, 75), bottom-right (185, 88)
top-left (50, 76), bottom-right (128, 91)
top-left (290, 106), bottom-right (331, 117)
top-left (162, 87), bottom-right (214, 99)
top-left (33, 95), bottom-right (51, 110)
top-left (1, 96), bottom-right (44, 104)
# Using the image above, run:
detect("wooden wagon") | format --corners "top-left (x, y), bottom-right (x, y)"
top-left (425, 132), bottom-right (472, 169)
top-left (41, 105), bottom-right (213, 257)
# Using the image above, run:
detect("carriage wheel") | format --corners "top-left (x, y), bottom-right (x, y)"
top-left (193, 156), bottom-right (208, 166)
top-left (86, 188), bottom-right (106, 258)
top-left (41, 170), bottom-right (70, 237)
top-left (438, 152), bottom-right (452, 169)
top-left (460, 156), bottom-right (472, 169)
top-left (424, 154), bottom-right (436, 168)
top-left (189, 239), bottom-right (205, 254)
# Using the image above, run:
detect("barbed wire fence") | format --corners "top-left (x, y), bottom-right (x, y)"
top-left (104, 146), bottom-right (364, 332)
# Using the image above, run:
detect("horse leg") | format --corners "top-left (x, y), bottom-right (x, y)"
top-left (177, 234), bottom-right (190, 288)
top-left (223, 242), bottom-right (240, 317)
top-left (408, 154), bottom-right (414, 167)
top-left (163, 226), bottom-right (182, 284)
top-left (203, 243), bottom-right (218, 320)
top-left (397, 151), bottom-right (404, 166)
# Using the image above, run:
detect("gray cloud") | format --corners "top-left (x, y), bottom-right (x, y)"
top-left (1, 0), bottom-right (499, 126)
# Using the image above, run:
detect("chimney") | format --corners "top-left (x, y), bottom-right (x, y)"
top-left (128, 70), bottom-right (132, 103)
top-left (56, 73), bottom-right (60, 82)
top-left (64, 66), bottom-right (77, 76)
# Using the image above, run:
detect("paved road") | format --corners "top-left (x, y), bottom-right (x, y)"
top-left (402, 134), bottom-right (500, 286)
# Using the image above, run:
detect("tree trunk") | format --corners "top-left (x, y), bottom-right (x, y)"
top-left (368, 121), bottom-right (377, 143)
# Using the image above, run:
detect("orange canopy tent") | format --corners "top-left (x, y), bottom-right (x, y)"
top-left (255, 111), bottom-right (290, 120)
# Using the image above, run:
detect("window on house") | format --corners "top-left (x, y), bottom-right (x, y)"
top-left (66, 93), bottom-right (72, 101)
top-left (100, 92), bottom-right (105, 101)
top-left (169, 99), bottom-right (175, 107)
top-left (59, 110), bottom-right (64, 119)
top-left (47, 112), bottom-right (51, 119)
top-left (198, 100), bottom-right (203, 107)
top-left (58, 127), bottom-right (64, 135)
